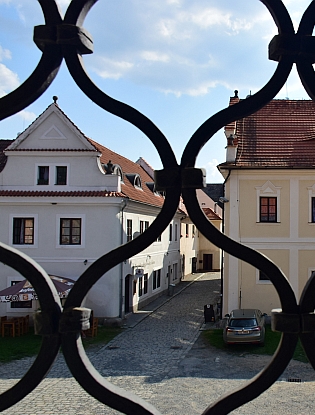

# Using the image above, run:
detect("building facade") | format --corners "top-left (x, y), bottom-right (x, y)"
top-left (0, 100), bottom-right (183, 321)
top-left (219, 93), bottom-right (315, 315)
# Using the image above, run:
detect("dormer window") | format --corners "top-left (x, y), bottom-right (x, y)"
top-left (113, 165), bottom-right (124, 183)
top-left (146, 182), bottom-right (160, 196)
top-left (38, 166), bottom-right (49, 185)
top-left (126, 173), bottom-right (142, 189)
top-left (102, 162), bottom-right (124, 183)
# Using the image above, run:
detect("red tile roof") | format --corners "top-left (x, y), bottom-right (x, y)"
top-left (202, 207), bottom-right (221, 221)
top-left (223, 99), bottom-right (315, 168)
top-left (0, 140), bottom-right (14, 172)
top-left (89, 139), bottom-right (165, 207)
top-left (0, 102), bottom-right (165, 208)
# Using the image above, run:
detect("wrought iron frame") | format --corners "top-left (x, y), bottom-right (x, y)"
top-left (1, 1), bottom-right (315, 413)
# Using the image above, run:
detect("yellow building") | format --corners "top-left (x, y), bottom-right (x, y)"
top-left (219, 92), bottom-right (315, 315)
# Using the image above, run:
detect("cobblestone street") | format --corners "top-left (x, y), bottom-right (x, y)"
top-left (0, 272), bottom-right (315, 415)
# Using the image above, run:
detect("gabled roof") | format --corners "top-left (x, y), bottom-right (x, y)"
top-left (221, 98), bottom-right (315, 169)
top-left (6, 101), bottom-right (98, 152)
top-left (0, 101), bottom-right (167, 208)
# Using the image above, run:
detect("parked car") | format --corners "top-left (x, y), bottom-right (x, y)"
top-left (223, 309), bottom-right (266, 345)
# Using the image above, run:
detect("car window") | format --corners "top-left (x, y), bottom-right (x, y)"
top-left (229, 318), bottom-right (257, 327)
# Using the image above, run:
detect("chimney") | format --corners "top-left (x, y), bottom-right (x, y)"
top-left (225, 134), bottom-right (237, 163)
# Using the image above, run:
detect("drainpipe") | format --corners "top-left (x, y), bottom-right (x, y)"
top-left (220, 169), bottom-right (231, 319)
top-left (119, 199), bottom-right (128, 319)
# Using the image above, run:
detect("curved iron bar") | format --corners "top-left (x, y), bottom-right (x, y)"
top-left (61, 188), bottom-right (179, 414)
top-left (0, 243), bottom-right (62, 411)
top-left (181, 0), bottom-right (295, 168)
top-left (296, 1), bottom-right (315, 100)
top-left (62, 1), bottom-right (177, 168)
top-left (0, 0), bottom-right (63, 121)
top-left (0, 0), bottom-right (314, 413)
top-left (182, 189), bottom-right (299, 414)
top-left (298, 271), bottom-right (315, 370)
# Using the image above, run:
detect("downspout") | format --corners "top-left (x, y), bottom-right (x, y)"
top-left (220, 169), bottom-right (231, 319)
top-left (119, 199), bottom-right (128, 319)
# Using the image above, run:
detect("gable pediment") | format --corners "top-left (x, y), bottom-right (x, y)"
top-left (6, 103), bottom-right (98, 152)
top-left (255, 180), bottom-right (281, 195)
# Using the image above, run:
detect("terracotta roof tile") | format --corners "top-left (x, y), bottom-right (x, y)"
top-left (0, 140), bottom-right (14, 172)
top-left (89, 139), bottom-right (165, 208)
top-left (227, 99), bottom-right (315, 168)
top-left (202, 207), bottom-right (221, 221)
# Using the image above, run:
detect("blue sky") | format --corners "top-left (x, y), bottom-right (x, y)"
top-left (0, 0), bottom-right (312, 182)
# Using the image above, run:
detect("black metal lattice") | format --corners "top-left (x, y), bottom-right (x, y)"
top-left (1, 1), bottom-right (315, 414)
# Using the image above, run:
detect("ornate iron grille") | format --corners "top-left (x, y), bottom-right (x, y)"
top-left (1, 1), bottom-right (315, 414)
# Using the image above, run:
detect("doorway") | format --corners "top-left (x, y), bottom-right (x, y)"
top-left (124, 274), bottom-right (132, 313)
top-left (203, 254), bottom-right (213, 271)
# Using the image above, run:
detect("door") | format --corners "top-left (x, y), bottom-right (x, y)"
top-left (192, 257), bottom-right (197, 273)
top-left (203, 254), bottom-right (213, 271)
top-left (124, 274), bottom-right (131, 313)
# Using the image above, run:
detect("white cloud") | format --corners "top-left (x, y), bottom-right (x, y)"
top-left (0, 45), bottom-right (11, 61)
top-left (18, 110), bottom-right (36, 122)
top-left (141, 51), bottom-right (170, 62)
top-left (0, 63), bottom-right (19, 97)
top-left (205, 159), bottom-right (222, 182)
top-left (92, 57), bottom-right (134, 80)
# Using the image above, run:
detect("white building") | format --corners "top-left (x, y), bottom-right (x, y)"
top-left (0, 100), bottom-right (183, 322)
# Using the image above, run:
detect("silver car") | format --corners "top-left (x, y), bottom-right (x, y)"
top-left (223, 309), bottom-right (266, 345)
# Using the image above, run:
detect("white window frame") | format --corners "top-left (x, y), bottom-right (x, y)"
top-left (56, 214), bottom-right (85, 248)
top-left (256, 181), bottom-right (281, 223)
top-left (256, 269), bottom-right (272, 285)
top-left (35, 163), bottom-right (69, 187)
top-left (9, 214), bottom-right (38, 248)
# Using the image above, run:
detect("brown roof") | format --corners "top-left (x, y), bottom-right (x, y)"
top-left (89, 139), bottom-right (165, 208)
top-left (223, 99), bottom-right (315, 168)
top-left (202, 207), bottom-right (221, 221)
top-left (0, 140), bottom-right (14, 172)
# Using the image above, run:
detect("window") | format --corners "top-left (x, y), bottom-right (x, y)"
top-left (13, 218), bottom-right (34, 245)
top-left (311, 198), bottom-right (315, 223)
top-left (260, 197), bottom-right (277, 222)
top-left (259, 271), bottom-right (269, 281)
top-left (153, 269), bottom-right (161, 290)
top-left (60, 219), bottom-right (81, 245)
top-left (127, 219), bottom-right (132, 242)
top-left (38, 166), bottom-right (49, 185)
top-left (10, 281), bottom-right (32, 309)
top-left (169, 224), bottom-right (172, 241)
top-left (140, 220), bottom-right (149, 234)
top-left (192, 225), bottom-right (195, 237)
top-left (143, 273), bottom-right (148, 295)
top-left (256, 181), bottom-right (281, 222)
top-left (186, 224), bottom-right (189, 237)
top-left (174, 224), bottom-right (178, 241)
top-left (56, 166), bottom-right (67, 185)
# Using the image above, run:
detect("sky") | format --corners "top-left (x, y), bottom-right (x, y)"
top-left (0, 0), bottom-right (313, 183)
